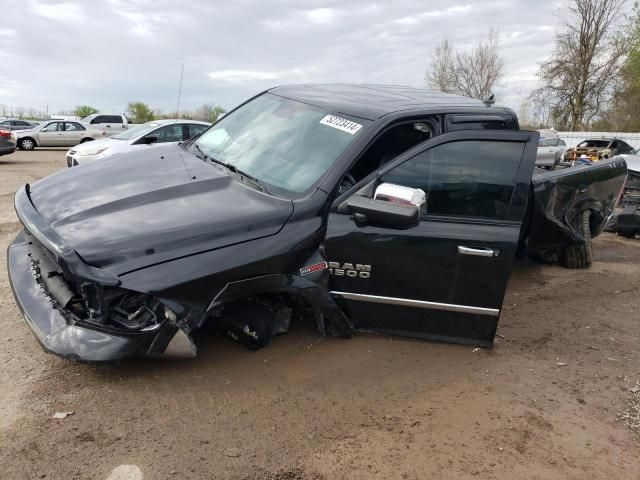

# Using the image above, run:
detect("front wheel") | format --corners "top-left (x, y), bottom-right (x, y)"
top-left (19, 138), bottom-right (35, 151)
top-left (80, 137), bottom-right (94, 143)
top-left (562, 210), bottom-right (593, 269)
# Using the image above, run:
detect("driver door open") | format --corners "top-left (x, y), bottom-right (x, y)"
top-left (323, 130), bottom-right (538, 346)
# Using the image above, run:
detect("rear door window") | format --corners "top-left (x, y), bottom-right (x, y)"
top-left (64, 122), bottom-right (85, 131)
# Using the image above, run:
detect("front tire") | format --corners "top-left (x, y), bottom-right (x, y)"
top-left (80, 137), bottom-right (94, 143)
top-left (562, 210), bottom-right (593, 269)
top-left (19, 138), bottom-right (35, 151)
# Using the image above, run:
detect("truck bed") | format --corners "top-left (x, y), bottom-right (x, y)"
top-left (523, 157), bottom-right (627, 258)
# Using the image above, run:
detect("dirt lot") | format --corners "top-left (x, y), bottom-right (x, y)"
top-left (1, 149), bottom-right (640, 480)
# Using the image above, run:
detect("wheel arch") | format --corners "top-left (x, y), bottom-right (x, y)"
top-left (19, 136), bottom-right (38, 148)
top-left (206, 274), bottom-right (354, 338)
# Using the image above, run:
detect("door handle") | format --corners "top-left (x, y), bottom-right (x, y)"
top-left (458, 246), bottom-right (500, 257)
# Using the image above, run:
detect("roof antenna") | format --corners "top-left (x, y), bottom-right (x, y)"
top-left (483, 94), bottom-right (495, 107)
top-left (175, 63), bottom-right (184, 118)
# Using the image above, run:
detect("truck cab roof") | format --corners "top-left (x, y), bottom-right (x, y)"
top-left (268, 84), bottom-right (514, 120)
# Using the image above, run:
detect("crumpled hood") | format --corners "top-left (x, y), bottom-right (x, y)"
top-left (28, 144), bottom-right (293, 274)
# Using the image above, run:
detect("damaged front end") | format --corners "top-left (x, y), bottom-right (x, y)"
top-left (8, 230), bottom-right (194, 361)
top-left (8, 185), bottom-right (195, 361)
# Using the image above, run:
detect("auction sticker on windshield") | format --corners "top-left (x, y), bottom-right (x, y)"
top-left (319, 115), bottom-right (363, 135)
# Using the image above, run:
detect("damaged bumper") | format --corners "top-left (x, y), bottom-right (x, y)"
top-left (7, 230), bottom-right (186, 361)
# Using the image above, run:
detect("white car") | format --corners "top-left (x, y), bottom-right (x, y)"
top-left (12, 120), bottom-right (106, 150)
top-left (536, 137), bottom-right (567, 169)
top-left (66, 119), bottom-right (210, 167)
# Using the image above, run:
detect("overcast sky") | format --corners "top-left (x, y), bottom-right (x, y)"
top-left (0, 0), bottom-right (565, 116)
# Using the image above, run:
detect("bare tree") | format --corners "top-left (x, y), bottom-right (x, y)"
top-left (426, 29), bottom-right (504, 100)
top-left (452, 29), bottom-right (504, 100)
top-left (426, 39), bottom-right (455, 92)
top-left (531, 0), bottom-right (626, 130)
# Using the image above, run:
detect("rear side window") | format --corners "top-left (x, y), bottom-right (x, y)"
top-left (380, 140), bottom-right (525, 220)
top-left (107, 115), bottom-right (123, 123)
top-left (64, 122), bottom-right (85, 131)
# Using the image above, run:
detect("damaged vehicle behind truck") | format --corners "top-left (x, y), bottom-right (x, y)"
top-left (7, 85), bottom-right (627, 361)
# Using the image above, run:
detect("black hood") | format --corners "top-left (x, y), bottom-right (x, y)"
top-left (28, 144), bottom-right (293, 274)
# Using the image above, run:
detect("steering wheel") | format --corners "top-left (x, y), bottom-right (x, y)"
top-left (338, 173), bottom-right (357, 195)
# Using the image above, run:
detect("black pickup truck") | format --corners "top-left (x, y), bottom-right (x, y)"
top-left (7, 85), bottom-right (626, 361)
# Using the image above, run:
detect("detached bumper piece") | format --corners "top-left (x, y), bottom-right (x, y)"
top-left (608, 170), bottom-right (640, 238)
top-left (7, 231), bottom-right (180, 361)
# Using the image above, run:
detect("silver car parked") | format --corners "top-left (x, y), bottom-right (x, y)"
top-left (12, 120), bottom-right (105, 150)
top-left (536, 137), bottom-right (567, 169)
top-left (0, 118), bottom-right (38, 131)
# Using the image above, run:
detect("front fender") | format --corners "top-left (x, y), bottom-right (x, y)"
top-left (208, 274), bottom-right (354, 338)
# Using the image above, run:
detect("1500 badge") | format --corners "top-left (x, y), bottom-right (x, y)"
top-left (328, 262), bottom-right (371, 278)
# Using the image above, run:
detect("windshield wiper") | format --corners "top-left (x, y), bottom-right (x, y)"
top-left (192, 143), bottom-right (270, 194)
top-left (225, 164), bottom-right (271, 194)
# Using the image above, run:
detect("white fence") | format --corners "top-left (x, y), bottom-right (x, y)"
top-left (557, 132), bottom-right (640, 150)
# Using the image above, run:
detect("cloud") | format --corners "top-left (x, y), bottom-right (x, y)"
top-left (208, 69), bottom-right (298, 82)
top-left (29, 0), bottom-right (85, 21)
top-left (394, 5), bottom-right (474, 24)
top-left (0, 0), bottom-right (573, 114)
top-left (305, 8), bottom-right (339, 24)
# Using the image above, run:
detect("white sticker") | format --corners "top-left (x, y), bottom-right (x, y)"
top-left (319, 115), bottom-right (363, 135)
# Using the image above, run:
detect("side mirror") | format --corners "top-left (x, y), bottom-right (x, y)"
top-left (346, 195), bottom-right (421, 229)
top-left (142, 135), bottom-right (158, 145)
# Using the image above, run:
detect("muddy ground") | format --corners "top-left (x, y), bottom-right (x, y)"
top-left (1, 149), bottom-right (640, 480)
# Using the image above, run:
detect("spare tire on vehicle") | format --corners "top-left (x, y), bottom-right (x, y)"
top-left (562, 210), bottom-right (593, 269)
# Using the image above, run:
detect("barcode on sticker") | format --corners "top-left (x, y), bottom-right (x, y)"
top-left (319, 115), bottom-right (362, 135)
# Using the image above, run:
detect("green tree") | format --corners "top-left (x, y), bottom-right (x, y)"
top-left (530, 0), bottom-right (626, 130)
top-left (126, 101), bottom-right (155, 123)
top-left (210, 105), bottom-right (226, 123)
top-left (607, 4), bottom-right (640, 130)
top-left (195, 104), bottom-right (226, 123)
top-left (73, 105), bottom-right (98, 118)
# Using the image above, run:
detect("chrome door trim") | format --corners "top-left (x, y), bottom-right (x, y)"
top-left (330, 291), bottom-right (500, 317)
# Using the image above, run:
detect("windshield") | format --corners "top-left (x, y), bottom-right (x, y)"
top-left (578, 140), bottom-right (610, 148)
top-left (194, 93), bottom-right (368, 194)
top-left (111, 123), bottom-right (161, 140)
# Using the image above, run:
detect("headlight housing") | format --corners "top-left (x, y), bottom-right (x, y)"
top-left (77, 147), bottom-right (109, 156)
